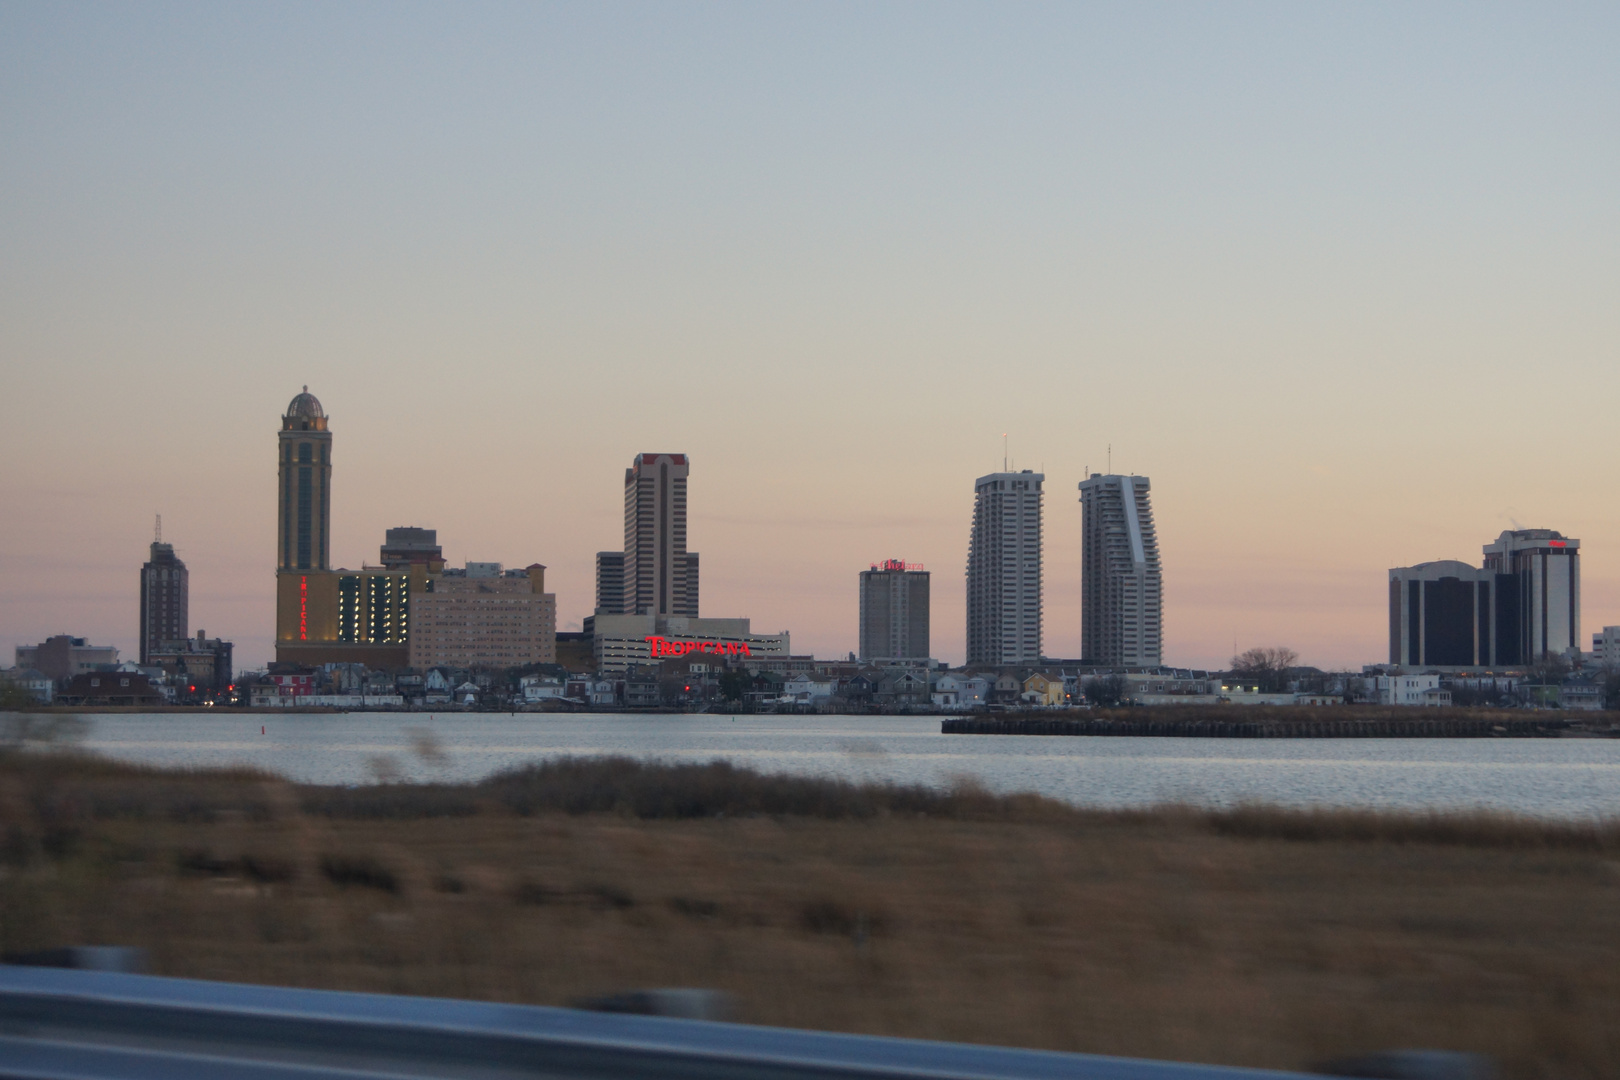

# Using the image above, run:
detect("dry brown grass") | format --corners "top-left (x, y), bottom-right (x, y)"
top-left (2, 751), bottom-right (1618, 1079)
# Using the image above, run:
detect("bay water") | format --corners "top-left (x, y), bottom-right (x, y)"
top-left (63, 711), bottom-right (1620, 818)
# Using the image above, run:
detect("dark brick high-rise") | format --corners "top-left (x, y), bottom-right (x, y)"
top-left (140, 534), bottom-right (188, 665)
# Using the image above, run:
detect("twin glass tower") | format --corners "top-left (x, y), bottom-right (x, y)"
top-left (964, 469), bottom-right (1163, 668)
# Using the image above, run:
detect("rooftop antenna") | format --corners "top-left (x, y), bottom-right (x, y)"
top-left (154, 514), bottom-right (161, 544)
top-left (1002, 433), bottom-right (1008, 472)
top-left (1108, 444), bottom-right (1112, 474)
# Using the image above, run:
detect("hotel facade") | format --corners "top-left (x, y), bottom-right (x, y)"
top-left (272, 390), bottom-right (555, 670)
top-left (859, 559), bottom-right (930, 661)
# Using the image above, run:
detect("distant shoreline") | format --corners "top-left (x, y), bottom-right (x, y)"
top-left (15, 702), bottom-right (1620, 736)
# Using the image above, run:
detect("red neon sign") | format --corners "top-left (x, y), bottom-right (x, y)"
top-left (299, 576), bottom-right (308, 640)
top-left (870, 559), bottom-right (925, 572)
top-left (1548, 540), bottom-right (1567, 547)
top-left (645, 636), bottom-right (752, 659)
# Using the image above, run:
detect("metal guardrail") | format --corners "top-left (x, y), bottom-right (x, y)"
top-left (0, 964), bottom-right (1325, 1080)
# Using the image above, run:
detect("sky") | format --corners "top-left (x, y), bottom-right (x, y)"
top-left (2, 2), bottom-right (1617, 672)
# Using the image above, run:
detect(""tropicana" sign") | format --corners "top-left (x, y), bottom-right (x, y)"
top-left (645, 636), bottom-right (753, 658)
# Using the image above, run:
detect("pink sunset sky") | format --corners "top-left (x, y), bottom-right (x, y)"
top-left (3, 4), bottom-right (1617, 672)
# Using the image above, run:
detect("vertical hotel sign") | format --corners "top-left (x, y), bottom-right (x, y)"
top-left (299, 576), bottom-right (308, 640)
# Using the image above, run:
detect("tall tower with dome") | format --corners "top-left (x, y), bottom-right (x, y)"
top-left (272, 386), bottom-right (556, 671)
top-left (276, 388), bottom-right (343, 663)
top-left (278, 387), bottom-right (332, 572)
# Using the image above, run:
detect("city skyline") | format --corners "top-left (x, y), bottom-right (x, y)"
top-left (2, 380), bottom-right (1614, 673)
top-left (2, 5), bottom-right (1616, 670)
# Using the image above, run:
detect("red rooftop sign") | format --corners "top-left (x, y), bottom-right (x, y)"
top-left (870, 559), bottom-right (925, 571)
top-left (646, 636), bottom-right (752, 659)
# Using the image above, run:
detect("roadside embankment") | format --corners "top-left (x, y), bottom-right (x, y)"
top-left (1, 751), bottom-right (1617, 1079)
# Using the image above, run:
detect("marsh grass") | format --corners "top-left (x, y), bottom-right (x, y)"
top-left (1, 750), bottom-right (1617, 1079)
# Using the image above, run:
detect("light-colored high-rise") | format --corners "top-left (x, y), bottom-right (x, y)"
top-left (1482, 529), bottom-right (1580, 663)
top-left (859, 559), bottom-right (930, 661)
top-left (1079, 473), bottom-right (1162, 667)
top-left (622, 453), bottom-right (698, 617)
top-left (965, 471), bottom-right (1043, 666)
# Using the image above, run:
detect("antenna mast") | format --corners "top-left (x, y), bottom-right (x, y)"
top-left (1002, 433), bottom-right (1008, 472)
top-left (154, 514), bottom-right (162, 544)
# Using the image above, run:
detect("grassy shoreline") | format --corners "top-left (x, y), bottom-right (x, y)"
top-left (2, 751), bottom-right (1617, 1078)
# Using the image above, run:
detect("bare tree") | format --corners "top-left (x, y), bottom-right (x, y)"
top-left (1229, 647), bottom-right (1301, 693)
top-left (1082, 675), bottom-right (1128, 707)
top-left (1527, 651), bottom-right (1573, 686)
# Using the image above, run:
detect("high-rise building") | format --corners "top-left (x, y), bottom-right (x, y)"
top-left (1483, 529), bottom-right (1580, 663)
top-left (859, 559), bottom-right (930, 660)
top-left (595, 551), bottom-right (625, 614)
top-left (1386, 561), bottom-right (1494, 667)
top-left (1387, 529), bottom-right (1580, 668)
top-left (273, 393), bottom-right (418, 668)
top-left (1078, 474), bottom-right (1162, 667)
top-left (277, 387), bottom-right (331, 573)
top-left (139, 532), bottom-right (188, 665)
top-left (276, 388), bottom-right (364, 665)
top-left (622, 453), bottom-right (698, 617)
top-left (1593, 627), bottom-right (1620, 668)
top-left (965, 471), bottom-right (1043, 666)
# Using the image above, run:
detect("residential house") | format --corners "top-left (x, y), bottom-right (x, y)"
top-left (931, 672), bottom-right (965, 710)
top-left (1366, 675), bottom-right (1451, 707)
top-left (2, 667), bottom-right (54, 704)
top-left (990, 672), bottom-right (1023, 705)
top-left (59, 672), bottom-right (162, 706)
top-left (838, 671), bottom-right (879, 706)
top-left (520, 675), bottom-right (567, 703)
top-left (782, 673), bottom-right (835, 706)
top-left (1558, 674), bottom-right (1603, 711)
top-left (959, 675), bottom-right (991, 707)
top-left (1021, 672), bottom-right (1065, 707)
top-left (424, 668), bottom-right (456, 704)
top-left (877, 669), bottom-right (930, 706)
top-left (624, 671), bottom-right (660, 708)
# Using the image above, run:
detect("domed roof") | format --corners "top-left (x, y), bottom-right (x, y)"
top-left (286, 386), bottom-right (324, 419)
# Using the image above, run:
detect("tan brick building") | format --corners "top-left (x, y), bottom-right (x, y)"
top-left (408, 564), bottom-right (556, 670)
